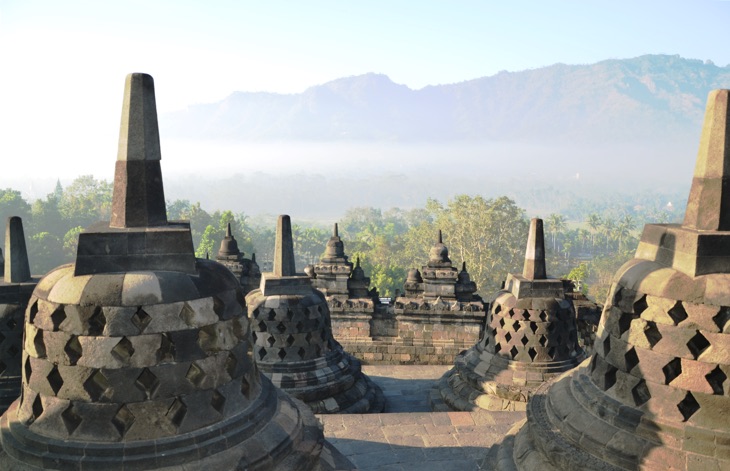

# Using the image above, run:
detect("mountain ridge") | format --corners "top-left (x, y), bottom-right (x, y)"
top-left (161, 55), bottom-right (730, 143)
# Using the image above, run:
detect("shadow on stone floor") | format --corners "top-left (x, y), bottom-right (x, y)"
top-left (367, 376), bottom-right (438, 412)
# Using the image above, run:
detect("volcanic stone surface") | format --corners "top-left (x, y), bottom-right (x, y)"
top-left (0, 73), bottom-right (352, 471)
top-left (434, 218), bottom-right (585, 412)
top-left (216, 223), bottom-right (261, 295)
top-left (491, 90), bottom-right (730, 471)
top-left (247, 215), bottom-right (384, 414)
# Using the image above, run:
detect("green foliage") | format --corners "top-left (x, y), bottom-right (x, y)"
top-left (0, 188), bottom-right (32, 222)
top-left (63, 226), bottom-right (84, 259)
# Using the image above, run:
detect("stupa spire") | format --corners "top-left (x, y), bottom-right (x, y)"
top-left (110, 73), bottom-right (167, 228)
top-left (522, 218), bottom-right (547, 280)
top-left (274, 215), bottom-right (296, 276)
top-left (4, 217), bottom-right (30, 283)
top-left (334, 223), bottom-right (338, 237)
top-left (683, 89), bottom-right (730, 230)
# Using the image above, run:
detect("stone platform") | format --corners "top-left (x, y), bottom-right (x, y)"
top-left (319, 365), bottom-right (526, 470)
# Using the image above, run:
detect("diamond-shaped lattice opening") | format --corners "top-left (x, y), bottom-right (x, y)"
top-left (317, 305), bottom-right (323, 314)
top-left (624, 347), bottom-right (639, 372)
top-left (667, 301), bottom-right (688, 326)
top-left (226, 353), bottom-right (238, 378)
top-left (167, 398), bottom-right (187, 429)
top-left (530, 322), bottom-right (538, 334)
top-left (677, 391), bottom-right (700, 422)
top-left (509, 346), bottom-right (519, 359)
top-left (286, 309), bottom-right (294, 321)
top-left (633, 295), bottom-right (648, 315)
top-left (83, 369), bottom-right (109, 401)
top-left (8, 344), bottom-right (19, 357)
top-left (520, 335), bottom-right (529, 346)
top-left (712, 307), bottom-right (730, 332)
top-left (494, 305), bottom-right (502, 314)
top-left (507, 308), bottom-right (515, 318)
top-left (135, 368), bottom-right (160, 399)
top-left (111, 337), bottom-right (135, 363)
top-left (706, 365), bottom-right (726, 395)
top-left (258, 347), bottom-right (266, 360)
top-left (28, 301), bottom-right (39, 324)
top-left (539, 311), bottom-right (547, 322)
top-left (47, 366), bottom-right (63, 395)
top-left (241, 376), bottom-right (251, 398)
top-left (33, 329), bottom-right (46, 358)
top-left (267, 309), bottom-right (276, 321)
top-left (211, 389), bottom-right (226, 415)
top-left (64, 336), bottom-right (83, 365)
top-left (31, 395), bottom-right (43, 423)
top-left (505, 332), bottom-right (512, 342)
top-left (212, 296), bottom-right (225, 317)
top-left (112, 404), bottom-right (135, 438)
top-left (603, 365), bottom-right (618, 390)
top-left (297, 347), bottom-right (306, 358)
top-left (548, 347), bottom-right (556, 357)
top-left (686, 331), bottom-right (710, 360)
top-left (618, 312), bottom-right (635, 336)
top-left (257, 320), bottom-right (267, 332)
top-left (61, 403), bottom-right (82, 435)
top-left (24, 357), bottom-right (32, 383)
top-left (266, 335), bottom-right (276, 347)
top-left (131, 307), bottom-right (151, 333)
top-left (305, 332), bottom-right (313, 343)
top-left (158, 333), bottom-right (176, 362)
top-left (285, 334), bottom-right (295, 346)
top-left (631, 379), bottom-right (651, 406)
top-left (528, 347), bottom-right (537, 361)
top-left (603, 336), bottom-right (611, 356)
top-left (87, 307), bottom-right (106, 335)
top-left (538, 336), bottom-right (547, 347)
top-left (513, 320), bottom-right (521, 331)
top-left (50, 305), bottom-right (66, 330)
top-left (520, 311), bottom-right (530, 321)
top-left (252, 308), bottom-right (260, 319)
top-left (251, 331), bottom-right (258, 342)
top-left (644, 321), bottom-right (662, 348)
top-left (499, 318), bottom-right (506, 329)
top-left (494, 343), bottom-right (502, 354)
top-left (278, 348), bottom-right (287, 360)
top-left (186, 363), bottom-right (206, 388)
top-left (0, 331), bottom-right (6, 344)
top-left (276, 322), bottom-right (287, 333)
top-left (662, 357), bottom-right (682, 385)
top-left (179, 302), bottom-right (197, 326)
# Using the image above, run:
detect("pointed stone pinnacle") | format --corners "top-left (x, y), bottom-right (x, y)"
top-left (462, 261), bottom-right (467, 271)
top-left (110, 73), bottom-right (167, 228)
top-left (523, 218), bottom-right (547, 280)
top-left (5, 217), bottom-right (31, 283)
top-left (334, 223), bottom-right (339, 237)
top-left (226, 223), bottom-right (233, 238)
top-left (683, 89), bottom-right (730, 231)
top-left (437, 229), bottom-right (443, 244)
top-left (274, 215), bottom-right (296, 276)
top-left (252, 253), bottom-right (257, 263)
top-left (356, 256), bottom-right (361, 268)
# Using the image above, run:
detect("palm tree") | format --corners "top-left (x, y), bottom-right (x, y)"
top-left (547, 213), bottom-right (567, 252)
top-left (586, 213), bottom-right (601, 251)
top-left (601, 217), bottom-right (616, 251)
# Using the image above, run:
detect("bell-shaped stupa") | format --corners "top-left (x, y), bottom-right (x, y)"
top-left (0, 73), bottom-right (351, 470)
top-left (0, 217), bottom-right (40, 414)
top-left (246, 215), bottom-right (384, 413)
top-left (434, 218), bottom-right (585, 412)
top-left (492, 90), bottom-right (730, 470)
top-left (216, 223), bottom-right (261, 295)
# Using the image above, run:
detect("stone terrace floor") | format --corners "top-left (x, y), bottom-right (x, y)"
top-left (317, 365), bottom-right (525, 471)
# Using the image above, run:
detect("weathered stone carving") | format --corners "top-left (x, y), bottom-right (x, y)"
top-left (0, 73), bottom-right (352, 470)
top-left (0, 217), bottom-right (39, 415)
top-left (433, 218), bottom-right (585, 412)
top-left (491, 89), bottom-right (730, 471)
top-left (247, 215), bottom-right (384, 413)
top-left (216, 223), bottom-right (261, 295)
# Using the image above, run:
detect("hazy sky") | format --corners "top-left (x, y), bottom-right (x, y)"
top-left (1, 0), bottom-right (729, 181)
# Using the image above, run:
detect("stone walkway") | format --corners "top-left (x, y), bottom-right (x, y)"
top-left (317, 365), bottom-right (525, 470)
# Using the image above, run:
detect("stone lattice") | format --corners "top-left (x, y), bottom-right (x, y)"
top-left (433, 219), bottom-right (585, 412)
top-left (247, 215), bottom-right (384, 414)
top-left (216, 223), bottom-right (261, 295)
top-left (0, 73), bottom-right (352, 470)
top-left (0, 217), bottom-right (39, 415)
top-left (491, 90), bottom-right (730, 471)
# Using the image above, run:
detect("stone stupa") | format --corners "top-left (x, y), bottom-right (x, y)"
top-left (0, 217), bottom-right (40, 415)
top-left (433, 218), bottom-right (585, 412)
top-left (0, 73), bottom-right (351, 470)
top-left (491, 90), bottom-right (730, 470)
top-left (246, 215), bottom-right (384, 414)
top-left (216, 223), bottom-right (261, 295)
